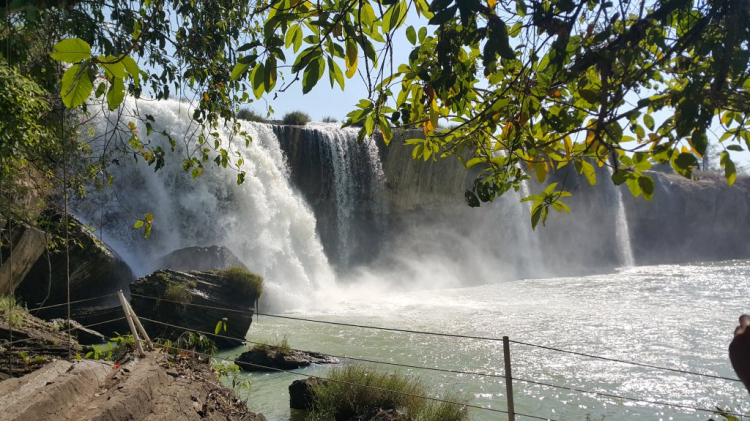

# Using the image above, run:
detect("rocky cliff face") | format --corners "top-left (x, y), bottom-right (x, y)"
top-left (273, 124), bottom-right (750, 272)
top-left (624, 171), bottom-right (750, 264)
top-left (2, 211), bottom-right (134, 315)
top-left (157, 245), bottom-right (248, 272)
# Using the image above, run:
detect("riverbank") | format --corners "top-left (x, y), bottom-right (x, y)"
top-left (0, 305), bottom-right (266, 420)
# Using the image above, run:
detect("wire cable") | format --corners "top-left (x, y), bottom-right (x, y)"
top-left (509, 339), bottom-right (742, 383)
top-left (512, 376), bottom-right (748, 418)
top-left (26, 293), bottom-right (119, 313)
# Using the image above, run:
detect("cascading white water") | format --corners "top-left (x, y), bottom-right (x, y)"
top-left (516, 182), bottom-right (543, 271)
top-left (309, 124), bottom-right (386, 266)
top-left (75, 99), bottom-right (336, 310)
top-left (613, 182), bottom-right (636, 267)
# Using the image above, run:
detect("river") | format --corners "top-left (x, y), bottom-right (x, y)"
top-left (217, 260), bottom-right (749, 421)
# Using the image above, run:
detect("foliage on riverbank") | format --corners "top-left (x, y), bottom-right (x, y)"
top-left (308, 365), bottom-right (470, 421)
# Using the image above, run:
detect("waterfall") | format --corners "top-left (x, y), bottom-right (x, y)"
top-left (308, 124), bottom-right (387, 267)
top-left (517, 182), bottom-right (543, 273)
top-left (75, 99), bottom-right (335, 310)
top-left (613, 182), bottom-right (636, 267)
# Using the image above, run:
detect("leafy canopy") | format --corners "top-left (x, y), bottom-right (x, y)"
top-left (44, 0), bottom-right (750, 228)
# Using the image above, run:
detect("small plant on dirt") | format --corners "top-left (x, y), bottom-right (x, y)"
top-left (84, 332), bottom-right (135, 361)
top-left (176, 331), bottom-right (218, 356)
top-left (217, 266), bottom-right (263, 301)
top-left (212, 360), bottom-right (252, 390)
top-left (282, 110), bottom-right (310, 125)
top-left (308, 365), bottom-right (470, 421)
top-left (0, 295), bottom-right (25, 328)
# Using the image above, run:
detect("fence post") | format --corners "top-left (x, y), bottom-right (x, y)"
top-left (503, 336), bottom-right (515, 421)
top-left (118, 290), bottom-right (145, 357)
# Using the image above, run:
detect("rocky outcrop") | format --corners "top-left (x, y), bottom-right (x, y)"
top-left (0, 351), bottom-right (266, 421)
top-left (130, 269), bottom-right (257, 349)
top-left (13, 212), bottom-right (134, 314)
top-left (236, 346), bottom-right (338, 372)
top-left (0, 222), bottom-right (47, 295)
top-left (157, 245), bottom-right (248, 272)
top-left (289, 377), bottom-right (327, 410)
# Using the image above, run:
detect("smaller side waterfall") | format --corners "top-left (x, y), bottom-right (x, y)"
top-left (311, 124), bottom-right (387, 267)
top-left (614, 184), bottom-right (635, 267)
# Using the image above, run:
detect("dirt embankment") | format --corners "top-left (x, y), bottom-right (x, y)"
top-left (0, 309), bottom-right (266, 420)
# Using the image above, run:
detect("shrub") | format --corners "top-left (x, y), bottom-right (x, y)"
top-left (308, 365), bottom-right (469, 421)
top-left (0, 295), bottom-right (25, 328)
top-left (321, 116), bottom-right (338, 123)
top-left (218, 266), bottom-right (263, 301)
top-left (164, 282), bottom-right (192, 304)
top-left (250, 334), bottom-right (291, 356)
top-left (237, 108), bottom-right (267, 123)
top-left (282, 110), bottom-right (310, 125)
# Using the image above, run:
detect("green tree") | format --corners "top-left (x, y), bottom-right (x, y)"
top-left (42, 0), bottom-right (750, 228)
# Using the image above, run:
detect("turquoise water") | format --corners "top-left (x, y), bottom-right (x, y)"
top-left (217, 261), bottom-right (750, 420)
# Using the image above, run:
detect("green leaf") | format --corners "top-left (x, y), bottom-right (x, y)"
top-left (577, 160), bottom-right (596, 185)
top-left (106, 77), bottom-right (126, 110)
top-left (637, 175), bottom-right (654, 201)
top-left (121, 55), bottom-right (140, 88)
top-left (406, 26), bottom-right (417, 45)
top-left (133, 220), bottom-right (144, 228)
top-left (214, 320), bottom-right (223, 335)
top-left (264, 57), bottom-right (277, 92)
top-left (383, 3), bottom-right (405, 33)
top-left (530, 203), bottom-right (543, 230)
top-left (328, 57), bottom-right (345, 90)
top-left (60, 64), bottom-right (93, 108)
top-left (345, 40), bottom-right (358, 78)
top-left (643, 114), bottom-right (655, 131)
top-left (720, 151), bottom-right (737, 186)
top-left (94, 82), bottom-right (106, 98)
top-left (302, 57), bottom-right (325, 94)
top-left (691, 129), bottom-right (708, 157)
top-left (465, 190), bottom-right (480, 207)
top-left (50, 38), bottom-right (91, 63)
top-left (429, 5), bottom-right (457, 25)
top-left (251, 62), bottom-right (265, 99)
top-left (579, 89), bottom-right (599, 104)
top-left (231, 61), bottom-right (250, 81)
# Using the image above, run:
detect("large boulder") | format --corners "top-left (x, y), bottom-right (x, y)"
top-left (129, 269), bottom-right (260, 349)
top-left (157, 245), bottom-right (248, 272)
top-left (236, 346), bottom-right (338, 372)
top-left (13, 212), bottom-right (134, 313)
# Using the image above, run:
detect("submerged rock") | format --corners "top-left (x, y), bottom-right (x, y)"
top-left (236, 346), bottom-right (339, 372)
top-left (157, 245), bottom-right (248, 272)
top-left (130, 269), bottom-right (259, 349)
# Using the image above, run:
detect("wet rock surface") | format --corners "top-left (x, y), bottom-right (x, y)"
top-left (236, 346), bottom-right (339, 372)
